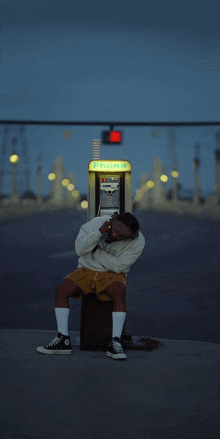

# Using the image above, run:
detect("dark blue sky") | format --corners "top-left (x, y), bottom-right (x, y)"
top-left (1, 0), bottom-right (220, 196)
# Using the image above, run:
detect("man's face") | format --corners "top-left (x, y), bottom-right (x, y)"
top-left (109, 218), bottom-right (133, 241)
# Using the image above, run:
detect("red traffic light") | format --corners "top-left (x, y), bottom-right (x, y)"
top-left (102, 130), bottom-right (122, 144)
top-left (110, 131), bottom-right (122, 143)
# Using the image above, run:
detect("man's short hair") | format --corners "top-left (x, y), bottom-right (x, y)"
top-left (112, 212), bottom-right (140, 237)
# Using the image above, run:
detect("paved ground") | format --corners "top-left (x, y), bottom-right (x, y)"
top-left (1, 329), bottom-right (220, 439)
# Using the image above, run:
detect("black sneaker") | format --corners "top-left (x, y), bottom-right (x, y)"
top-left (106, 337), bottom-right (127, 360)
top-left (37, 333), bottom-right (72, 355)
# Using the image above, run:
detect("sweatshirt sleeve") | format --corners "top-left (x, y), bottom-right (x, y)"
top-left (75, 221), bottom-right (103, 256)
top-left (92, 237), bottom-right (145, 273)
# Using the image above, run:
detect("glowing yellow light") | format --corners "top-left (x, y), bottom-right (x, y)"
top-left (67, 183), bottom-right (74, 191)
top-left (62, 179), bottom-right (70, 187)
top-left (48, 173), bottom-right (56, 181)
top-left (9, 154), bottom-right (19, 164)
top-left (72, 189), bottom-right (80, 200)
top-left (160, 174), bottom-right (168, 182)
top-left (171, 170), bottom-right (179, 178)
top-left (81, 200), bottom-right (88, 209)
top-left (146, 180), bottom-right (154, 188)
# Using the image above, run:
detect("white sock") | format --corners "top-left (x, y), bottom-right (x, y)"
top-left (55, 308), bottom-right (70, 336)
top-left (112, 312), bottom-right (126, 339)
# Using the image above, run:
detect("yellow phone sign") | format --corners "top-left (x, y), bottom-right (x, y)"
top-left (88, 160), bottom-right (131, 172)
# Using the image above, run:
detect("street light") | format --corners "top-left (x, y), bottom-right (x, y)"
top-left (171, 170), bottom-right (179, 178)
top-left (67, 183), bottom-right (75, 191)
top-left (62, 178), bottom-right (70, 187)
top-left (81, 200), bottom-right (88, 209)
top-left (9, 154), bottom-right (19, 164)
top-left (146, 180), bottom-right (155, 188)
top-left (72, 189), bottom-right (80, 201)
top-left (171, 170), bottom-right (179, 202)
top-left (9, 153), bottom-right (19, 201)
top-left (48, 173), bottom-right (56, 181)
top-left (160, 174), bottom-right (168, 183)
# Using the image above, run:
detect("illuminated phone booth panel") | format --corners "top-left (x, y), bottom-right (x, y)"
top-left (87, 160), bottom-right (132, 220)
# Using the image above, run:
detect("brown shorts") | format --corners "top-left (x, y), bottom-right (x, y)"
top-left (64, 267), bottom-right (127, 301)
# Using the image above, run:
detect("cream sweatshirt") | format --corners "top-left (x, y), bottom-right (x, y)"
top-left (75, 216), bottom-right (145, 274)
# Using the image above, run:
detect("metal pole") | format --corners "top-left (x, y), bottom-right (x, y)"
top-left (10, 137), bottom-right (19, 203)
top-left (193, 143), bottom-right (200, 205)
top-left (214, 131), bottom-right (220, 202)
top-left (92, 139), bottom-right (101, 160)
top-left (12, 163), bottom-right (18, 201)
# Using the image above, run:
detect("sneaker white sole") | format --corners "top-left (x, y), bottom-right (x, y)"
top-left (106, 351), bottom-right (127, 360)
top-left (36, 347), bottom-right (72, 354)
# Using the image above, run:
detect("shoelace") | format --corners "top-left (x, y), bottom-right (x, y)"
top-left (47, 336), bottom-right (61, 347)
top-left (112, 339), bottom-right (123, 353)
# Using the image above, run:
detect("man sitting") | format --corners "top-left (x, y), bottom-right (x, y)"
top-left (37, 212), bottom-right (145, 360)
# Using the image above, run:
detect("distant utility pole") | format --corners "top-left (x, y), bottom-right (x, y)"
top-left (0, 124), bottom-right (31, 197)
top-left (19, 126), bottom-right (31, 193)
top-left (0, 125), bottom-right (10, 195)
top-left (193, 143), bottom-right (200, 205)
top-left (37, 155), bottom-right (43, 203)
top-left (214, 130), bottom-right (220, 202)
top-left (166, 127), bottom-right (178, 201)
top-left (10, 137), bottom-right (19, 202)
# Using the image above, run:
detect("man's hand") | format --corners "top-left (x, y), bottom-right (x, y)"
top-left (99, 220), bottom-right (112, 234)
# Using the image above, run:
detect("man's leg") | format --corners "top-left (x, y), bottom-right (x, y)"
top-left (37, 278), bottom-right (81, 354)
top-left (104, 281), bottom-right (126, 312)
top-left (104, 282), bottom-right (127, 360)
top-left (55, 278), bottom-right (81, 335)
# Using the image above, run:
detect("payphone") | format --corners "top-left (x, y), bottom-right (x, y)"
top-left (87, 159), bottom-right (132, 220)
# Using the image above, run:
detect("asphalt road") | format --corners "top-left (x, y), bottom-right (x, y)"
top-left (1, 208), bottom-right (220, 343)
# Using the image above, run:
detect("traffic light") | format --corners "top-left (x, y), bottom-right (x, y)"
top-left (102, 130), bottom-right (122, 144)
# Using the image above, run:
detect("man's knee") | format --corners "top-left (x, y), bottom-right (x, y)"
top-left (105, 281), bottom-right (126, 298)
top-left (56, 279), bottom-right (80, 300)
